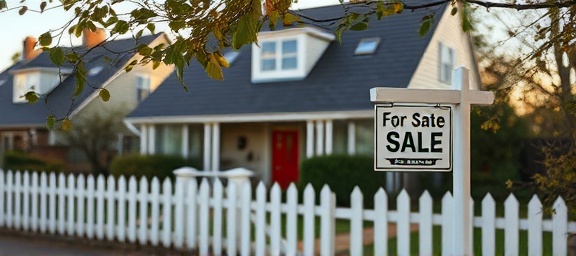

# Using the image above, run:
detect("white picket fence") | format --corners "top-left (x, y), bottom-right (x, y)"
top-left (0, 170), bottom-right (574, 256)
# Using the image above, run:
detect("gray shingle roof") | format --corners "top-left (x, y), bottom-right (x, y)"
top-left (0, 34), bottom-right (161, 127)
top-left (129, 3), bottom-right (446, 119)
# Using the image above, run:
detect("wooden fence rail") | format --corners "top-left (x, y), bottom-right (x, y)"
top-left (0, 170), bottom-right (574, 255)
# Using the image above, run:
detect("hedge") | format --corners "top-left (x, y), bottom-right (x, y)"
top-left (298, 154), bottom-right (386, 208)
top-left (3, 151), bottom-right (65, 173)
top-left (110, 154), bottom-right (201, 182)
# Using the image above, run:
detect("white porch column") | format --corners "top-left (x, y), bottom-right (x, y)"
top-left (117, 134), bottom-right (124, 155)
top-left (347, 121), bottom-right (356, 155)
top-left (182, 124), bottom-right (189, 159)
top-left (48, 130), bottom-right (55, 146)
top-left (325, 120), bottom-right (333, 155)
top-left (211, 123), bottom-right (220, 172)
top-left (315, 121), bottom-right (324, 156)
top-left (306, 120), bottom-right (315, 158)
top-left (148, 124), bottom-right (156, 154)
top-left (203, 123), bottom-right (212, 171)
top-left (140, 124), bottom-right (148, 155)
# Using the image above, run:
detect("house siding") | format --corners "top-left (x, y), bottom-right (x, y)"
top-left (408, 7), bottom-right (479, 90)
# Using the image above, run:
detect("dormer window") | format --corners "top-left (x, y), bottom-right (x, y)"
top-left (439, 42), bottom-right (455, 84)
top-left (355, 37), bottom-right (380, 55)
top-left (11, 68), bottom-right (71, 103)
top-left (252, 27), bottom-right (335, 83)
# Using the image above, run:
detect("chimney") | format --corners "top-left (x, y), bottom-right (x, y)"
top-left (82, 28), bottom-right (107, 49)
top-left (23, 36), bottom-right (41, 60)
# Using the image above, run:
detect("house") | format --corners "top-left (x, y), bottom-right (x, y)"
top-left (125, 3), bottom-right (481, 188)
top-left (0, 30), bottom-right (173, 172)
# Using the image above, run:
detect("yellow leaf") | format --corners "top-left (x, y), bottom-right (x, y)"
top-left (62, 119), bottom-right (72, 132)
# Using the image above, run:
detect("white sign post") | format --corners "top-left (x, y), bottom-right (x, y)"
top-left (370, 67), bottom-right (494, 255)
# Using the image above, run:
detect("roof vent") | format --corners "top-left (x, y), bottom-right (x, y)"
top-left (355, 37), bottom-right (381, 55)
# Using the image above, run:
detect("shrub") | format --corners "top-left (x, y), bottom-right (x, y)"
top-left (298, 155), bottom-right (386, 208)
top-left (110, 154), bottom-right (201, 182)
top-left (3, 151), bottom-right (65, 173)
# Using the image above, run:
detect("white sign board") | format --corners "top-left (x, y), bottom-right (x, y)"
top-left (374, 104), bottom-right (452, 171)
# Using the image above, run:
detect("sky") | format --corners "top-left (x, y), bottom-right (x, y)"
top-left (0, 0), bottom-right (340, 71)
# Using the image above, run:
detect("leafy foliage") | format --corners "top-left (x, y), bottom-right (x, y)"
top-left (3, 151), bottom-right (65, 173)
top-left (110, 154), bottom-right (201, 182)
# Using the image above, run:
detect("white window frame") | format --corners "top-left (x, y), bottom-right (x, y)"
top-left (252, 35), bottom-right (305, 83)
top-left (259, 38), bottom-right (299, 72)
top-left (136, 74), bottom-right (151, 103)
top-left (439, 42), bottom-right (455, 84)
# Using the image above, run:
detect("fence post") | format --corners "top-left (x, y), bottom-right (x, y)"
top-left (174, 166), bottom-right (200, 251)
top-left (220, 167), bottom-right (254, 251)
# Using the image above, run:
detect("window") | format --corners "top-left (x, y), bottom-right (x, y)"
top-left (13, 74), bottom-right (33, 103)
top-left (136, 75), bottom-right (151, 103)
top-left (88, 66), bottom-right (104, 76)
top-left (439, 43), bottom-right (455, 84)
top-left (355, 37), bottom-right (381, 55)
top-left (260, 39), bottom-right (298, 72)
top-left (224, 51), bottom-right (240, 65)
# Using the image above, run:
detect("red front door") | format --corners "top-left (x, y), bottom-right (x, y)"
top-left (272, 130), bottom-right (299, 189)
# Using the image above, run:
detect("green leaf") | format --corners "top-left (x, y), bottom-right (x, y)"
top-left (25, 91), bottom-right (39, 103)
top-left (350, 22), bottom-right (368, 31)
top-left (111, 20), bottom-right (129, 34)
top-left (147, 23), bottom-right (155, 34)
top-left (124, 60), bottom-right (138, 72)
top-left (232, 0), bottom-right (262, 50)
top-left (419, 18), bottom-right (432, 37)
top-left (451, 7), bottom-right (458, 16)
top-left (47, 115), bottom-right (56, 130)
top-left (62, 119), bottom-right (72, 132)
top-left (206, 54), bottom-right (223, 80)
top-left (0, 1), bottom-right (7, 10)
top-left (49, 47), bottom-right (65, 66)
top-left (39, 32), bottom-right (52, 46)
top-left (461, 10), bottom-right (473, 32)
top-left (99, 89), bottom-right (110, 102)
top-left (40, 1), bottom-right (47, 12)
top-left (283, 13), bottom-right (301, 26)
top-left (137, 44), bottom-right (152, 56)
top-left (18, 6), bottom-right (27, 15)
top-left (74, 62), bottom-right (86, 97)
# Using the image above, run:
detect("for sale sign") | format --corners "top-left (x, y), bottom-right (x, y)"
top-left (374, 105), bottom-right (452, 171)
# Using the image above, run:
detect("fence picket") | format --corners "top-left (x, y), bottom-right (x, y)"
top-left (255, 182), bottom-right (267, 256)
top-left (303, 184), bottom-right (315, 256)
top-left (117, 176), bottom-right (127, 242)
top-left (482, 193), bottom-right (496, 256)
top-left (419, 191), bottom-right (433, 255)
top-left (374, 188), bottom-right (388, 256)
top-left (107, 176), bottom-right (116, 241)
top-left (504, 194), bottom-right (519, 255)
top-left (30, 172), bottom-right (38, 232)
top-left (320, 185), bottom-right (335, 256)
top-left (96, 175), bottom-right (105, 240)
top-left (66, 174), bottom-right (75, 236)
top-left (0, 171), bottom-right (5, 227)
top-left (528, 195), bottom-right (542, 256)
top-left (39, 172), bottom-right (47, 233)
top-left (226, 182), bottom-right (238, 256)
top-left (14, 171), bottom-right (21, 230)
top-left (397, 189), bottom-right (410, 256)
top-left (138, 177), bottom-right (149, 245)
top-left (161, 178), bottom-right (172, 248)
top-left (186, 179), bottom-right (198, 250)
top-left (150, 177), bottom-right (160, 246)
top-left (57, 173), bottom-right (66, 235)
top-left (270, 183), bottom-right (282, 256)
top-left (212, 179), bottom-right (224, 255)
top-left (6, 171), bottom-right (13, 229)
top-left (552, 197), bottom-right (567, 256)
top-left (441, 192), bottom-right (453, 256)
top-left (127, 176), bottom-right (138, 243)
top-left (86, 175), bottom-right (95, 239)
top-left (53, 173), bottom-right (63, 235)
top-left (285, 184), bottom-right (298, 256)
top-left (350, 187), bottom-right (363, 256)
top-left (240, 181), bottom-right (252, 256)
top-left (76, 175), bottom-right (85, 237)
top-left (199, 179), bottom-right (210, 255)
top-left (22, 172), bottom-right (29, 231)
top-left (173, 178), bottom-right (185, 249)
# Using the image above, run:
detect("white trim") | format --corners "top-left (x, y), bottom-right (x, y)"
top-left (211, 123), bottom-right (220, 172)
top-left (203, 123), bottom-right (212, 171)
top-left (315, 121), bottom-right (324, 156)
top-left (257, 27), bottom-right (335, 42)
top-left (347, 121), bottom-right (356, 155)
top-left (125, 110), bottom-right (373, 125)
top-left (148, 125), bottom-right (156, 154)
top-left (9, 67), bottom-right (73, 75)
top-left (325, 120), bottom-right (333, 155)
top-left (140, 124), bottom-right (148, 155)
top-left (306, 120), bottom-right (314, 158)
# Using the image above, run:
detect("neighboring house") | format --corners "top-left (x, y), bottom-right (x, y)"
top-left (125, 3), bottom-right (481, 188)
top-left (0, 30), bottom-right (173, 172)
